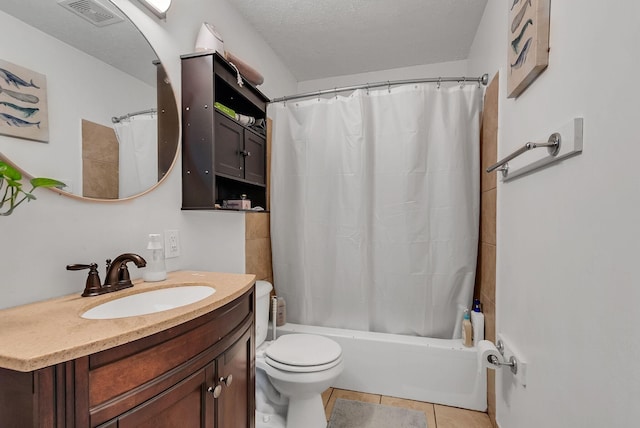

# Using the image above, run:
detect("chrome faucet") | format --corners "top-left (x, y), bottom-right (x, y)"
top-left (67, 253), bottom-right (146, 297)
top-left (104, 253), bottom-right (147, 289)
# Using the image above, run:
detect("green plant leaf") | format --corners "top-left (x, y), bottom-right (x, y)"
top-left (5, 178), bottom-right (22, 188)
top-left (0, 162), bottom-right (22, 181)
top-left (30, 177), bottom-right (66, 189)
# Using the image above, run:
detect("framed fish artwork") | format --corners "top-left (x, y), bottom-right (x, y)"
top-left (0, 59), bottom-right (48, 142)
top-left (507, 0), bottom-right (551, 98)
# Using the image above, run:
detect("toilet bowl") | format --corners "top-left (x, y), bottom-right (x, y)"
top-left (255, 281), bottom-right (343, 428)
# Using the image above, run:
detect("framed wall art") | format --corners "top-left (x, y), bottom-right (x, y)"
top-left (507, 0), bottom-right (551, 98)
top-left (0, 59), bottom-right (49, 142)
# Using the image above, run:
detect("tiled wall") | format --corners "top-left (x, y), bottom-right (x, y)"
top-left (245, 119), bottom-right (274, 288)
top-left (245, 212), bottom-right (273, 285)
top-left (475, 73), bottom-right (498, 427)
top-left (82, 119), bottom-right (119, 199)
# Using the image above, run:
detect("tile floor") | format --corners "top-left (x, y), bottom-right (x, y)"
top-left (322, 388), bottom-right (492, 428)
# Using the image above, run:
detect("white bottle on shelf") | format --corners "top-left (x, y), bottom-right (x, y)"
top-left (471, 298), bottom-right (485, 347)
top-left (462, 309), bottom-right (473, 347)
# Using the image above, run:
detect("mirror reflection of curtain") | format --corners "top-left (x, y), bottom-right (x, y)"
top-left (114, 114), bottom-right (158, 198)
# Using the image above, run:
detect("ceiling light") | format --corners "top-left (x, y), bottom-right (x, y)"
top-left (137, 0), bottom-right (171, 19)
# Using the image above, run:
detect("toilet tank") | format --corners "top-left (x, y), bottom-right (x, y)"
top-left (255, 280), bottom-right (273, 347)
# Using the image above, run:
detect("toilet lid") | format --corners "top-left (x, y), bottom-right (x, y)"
top-left (266, 334), bottom-right (342, 367)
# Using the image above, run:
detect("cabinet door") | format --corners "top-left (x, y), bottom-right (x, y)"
top-left (217, 329), bottom-right (254, 428)
top-left (116, 366), bottom-right (215, 428)
top-left (243, 130), bottom-right (266, 185)
top-left (215, 112), bottom-right (244, 179)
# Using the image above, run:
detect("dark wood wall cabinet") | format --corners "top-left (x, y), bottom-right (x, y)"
top-left (0, 288), bottom-right (256, 428)
top-left (181, 52), bottom-right (270, 210)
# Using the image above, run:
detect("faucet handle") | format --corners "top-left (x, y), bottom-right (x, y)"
top-left (67, 263), bottom-right (104, 297)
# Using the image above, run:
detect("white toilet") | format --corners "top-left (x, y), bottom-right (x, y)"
top-left (255, 281), bottom-right (343, 428)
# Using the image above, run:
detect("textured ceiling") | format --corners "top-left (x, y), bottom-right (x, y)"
top-left (229, 0), bottom-right (488, 81)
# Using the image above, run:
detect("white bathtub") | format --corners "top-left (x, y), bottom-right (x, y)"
top-left (273, 323), bottom-right (487, 411)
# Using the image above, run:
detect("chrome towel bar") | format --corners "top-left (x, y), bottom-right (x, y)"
top-left (486, 133), bottom-right (561, 177)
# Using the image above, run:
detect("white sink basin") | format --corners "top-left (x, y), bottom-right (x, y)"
top-left (81, 286), bottom-right (216, 319)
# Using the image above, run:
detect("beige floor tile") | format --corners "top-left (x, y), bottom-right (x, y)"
top-left (434, 404), bottom-right (493, 428)
top-left (324, 388), bottom-right (381, 420)
top-left (381, 396), bottom-right (436, 428)
top-left (322, 388), bottom-right (333, 408)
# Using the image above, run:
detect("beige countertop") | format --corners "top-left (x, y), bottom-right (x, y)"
top-left (0, 271), bottom-right (255, 372)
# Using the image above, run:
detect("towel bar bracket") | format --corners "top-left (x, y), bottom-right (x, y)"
top-left (487, 132), bottom-right (561, 177)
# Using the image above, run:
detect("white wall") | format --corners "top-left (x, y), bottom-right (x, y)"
top-left (0, 10), bottom-right (155, 195)
top-left (0, 0), bottom-right (297, 310)
top-left (468, 1), bottom-right (640, 426)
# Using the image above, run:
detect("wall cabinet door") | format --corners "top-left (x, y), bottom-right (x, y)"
top-left (244, 130), bottom-right (266, 185)
top-left (215, 113), bottom-right (244, 179)
top-left (214, 112), bottom-right (266, 186)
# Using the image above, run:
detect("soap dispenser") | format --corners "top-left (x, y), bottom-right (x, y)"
top-left (462, 309), bottom-right (473, 347)
top-left (142, 233), bottom-right (167, 282)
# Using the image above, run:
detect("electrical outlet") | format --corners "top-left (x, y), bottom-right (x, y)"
top-left (165, 230), bottom-right (180, 258)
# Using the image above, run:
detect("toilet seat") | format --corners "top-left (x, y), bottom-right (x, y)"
top-left (265, 334), bottom-right (342, 373)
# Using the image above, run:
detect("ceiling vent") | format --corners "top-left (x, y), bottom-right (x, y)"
top-left (58, 0), bottom-right (125, 27)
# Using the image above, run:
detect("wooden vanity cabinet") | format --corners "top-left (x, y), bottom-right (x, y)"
top-left (0, 288), bottom-right (255, 428)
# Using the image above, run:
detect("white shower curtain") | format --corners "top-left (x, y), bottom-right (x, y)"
top-left (114, 114), bottom-right (158, 198)
top-left (269, 83), bottom-right (482, 338)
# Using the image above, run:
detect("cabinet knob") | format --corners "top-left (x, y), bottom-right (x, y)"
top-left (207, 385), bottom-right (222, 398)
top-left (219, 374), bottom-right (233, 387)
top-left (240, 150), bottom-right (251, 157)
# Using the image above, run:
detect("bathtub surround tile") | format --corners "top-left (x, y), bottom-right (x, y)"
top-left (245, 212), bottom-right (270, 239)
top-left (381, 396), bottom-right (436, 428)
top-left (433, 404), bottom-right (492, 428)
top-left (245, 238), bottom-right (272, 280)
top-left (82, 119), bottom-right (119, 199)
top-left (82, 158), bottom-right (118, 199)
top-left (245, 212), bottom-right (273, 291)
top-left (480, 73), bottom-right (499, 193)
top-left (476, 72), bottom-right (498, 428)
top-left (478, 243), bottom-right (496, 303)
top-left (480, 296), bottom-right (495, 344)
top-left (480, 188), bottom-right (496, 246)
top-left (82, 119), bottom-right (119, 163)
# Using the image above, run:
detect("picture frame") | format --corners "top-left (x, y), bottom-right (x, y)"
top-left (0, 59), bottom-right (49, 142)
top-left (507, 0), bottom-right (551, 98)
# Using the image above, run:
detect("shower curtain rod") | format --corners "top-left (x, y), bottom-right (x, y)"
top-left (111, 108), bottom-right (157, 124)
top-left (270, 73), bottom-right (489, 103)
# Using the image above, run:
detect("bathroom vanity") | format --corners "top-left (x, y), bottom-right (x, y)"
top-left (0, 271), bottom-right (256, 428)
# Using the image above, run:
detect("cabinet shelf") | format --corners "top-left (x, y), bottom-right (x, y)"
top-left (215, 172), bottom-right (266, 188)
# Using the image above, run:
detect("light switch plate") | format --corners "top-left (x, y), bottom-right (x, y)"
top-left (165, 230), bottom-right (180, 258)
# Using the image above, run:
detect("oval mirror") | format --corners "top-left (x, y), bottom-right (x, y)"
top-left (0, 0), bottom-right (179, 200)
